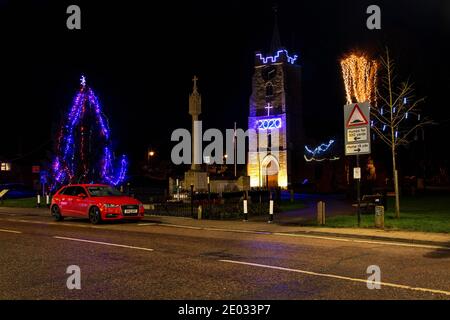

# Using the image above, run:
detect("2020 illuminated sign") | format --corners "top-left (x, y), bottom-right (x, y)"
top-left (257, 118), bottom-right (282, 130)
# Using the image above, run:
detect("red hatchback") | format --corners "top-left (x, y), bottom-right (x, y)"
top-left (51, 184), bottom-right (145, 224)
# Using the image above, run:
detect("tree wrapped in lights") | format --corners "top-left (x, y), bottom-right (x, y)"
top-left (370, 48), bottom-right (432, 218)
top-left (51, 76), bottom-right (127, 189)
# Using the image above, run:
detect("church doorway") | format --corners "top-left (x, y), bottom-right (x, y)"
top-left (261, 155), bottom-right (279, 188)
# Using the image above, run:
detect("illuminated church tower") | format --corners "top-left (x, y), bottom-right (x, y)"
top-left (247, 12), bottom-right (304, 188)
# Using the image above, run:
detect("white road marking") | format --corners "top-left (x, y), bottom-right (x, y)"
top-left (0, 228), bottom-right (22, 234)
top-left (2, 216), bottom-right (449, 251)
top-left (220, 259), bottom-right (450, 297)
top-left (53, 236), bottom-right (154, 251)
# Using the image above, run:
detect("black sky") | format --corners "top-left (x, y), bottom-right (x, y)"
top-left (1, 0), bottom-right (449, 168)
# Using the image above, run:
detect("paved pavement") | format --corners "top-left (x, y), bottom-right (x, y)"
top-left (266, 193), bottom-right (356, 223)
top-left (0, 207), bottom-right (449, 299)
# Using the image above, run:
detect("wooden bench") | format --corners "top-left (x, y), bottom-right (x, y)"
top-left (353, 194), bottom-right (385, 213)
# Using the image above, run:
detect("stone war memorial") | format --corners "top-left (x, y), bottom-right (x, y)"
top-left (170, 76), bottom-right (250, 196)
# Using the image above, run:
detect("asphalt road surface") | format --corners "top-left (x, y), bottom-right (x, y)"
top-left (0, 210), bottom-right (449, 300)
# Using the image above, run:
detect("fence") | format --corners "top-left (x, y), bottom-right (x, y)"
top-left (148, 194), bottom-right (279, 220)
top-left (150, 202), bottom-right (193, 218)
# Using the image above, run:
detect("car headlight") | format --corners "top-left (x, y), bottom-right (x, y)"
top-left (104, 204), bottom-right (120, 208)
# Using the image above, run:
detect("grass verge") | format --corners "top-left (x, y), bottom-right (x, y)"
top-left (0, 197), bottom-right (41, 208)
top-left (314, 195), bottom-right (450, 233)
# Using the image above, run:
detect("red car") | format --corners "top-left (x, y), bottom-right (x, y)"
top-left (50, 184), bottom-right (145, 224)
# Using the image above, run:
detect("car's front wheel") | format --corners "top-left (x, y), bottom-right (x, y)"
top-left (51, 205), bottom-right (64, 222)
top-left (89, 206), bottom-right (102, 225)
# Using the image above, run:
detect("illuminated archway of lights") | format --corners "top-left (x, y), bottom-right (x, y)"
top-left (340, 54), bottom-right (378, 105)
top-left (51, 75), bottom-right (127, 189)
top-left (304, 140), bottom-right (340, 162)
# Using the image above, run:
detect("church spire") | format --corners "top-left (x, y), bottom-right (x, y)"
top-left (269, 5), bottom-right (281, 55)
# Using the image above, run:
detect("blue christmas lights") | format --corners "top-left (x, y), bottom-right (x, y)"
top-left (256, 49), bottom-right (298, 65)
top-left (304, 140), bottom-right (339, 162)
top-left (51, 76), bottom-right (127, 189)
top-left (257, 118), bottom-right (282, 130)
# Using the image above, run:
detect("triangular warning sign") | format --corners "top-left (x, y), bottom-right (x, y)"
top-left (346, 104), bottom-right (369, 127)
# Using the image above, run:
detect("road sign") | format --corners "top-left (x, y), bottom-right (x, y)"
top-left (353, 167), bottom-right (361, 179)
top-left (346, 104), bottom-right (369, 127)
top-left (347, 127), bottom-right (368, 142)
top-left (344, 102), bottom-right (371, 155)
top-left (346, 143), bottom-right (370, 154)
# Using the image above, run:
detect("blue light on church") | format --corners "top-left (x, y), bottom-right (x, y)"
top-left (256, 49), bottom-right (298, 65)
top-left (256, 118), bottom-right (283, 130)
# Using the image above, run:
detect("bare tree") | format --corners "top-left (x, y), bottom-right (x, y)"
top-left (371, 48), bottom-right (433, 218)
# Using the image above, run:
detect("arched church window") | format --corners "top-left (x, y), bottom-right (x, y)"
top-left (265, 83), bottom-right (274, 97)
top-left (268, 132), bottom-right (272, 149)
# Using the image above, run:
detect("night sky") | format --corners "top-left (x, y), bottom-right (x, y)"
top-left (1, 0), bottom-right (449, 170)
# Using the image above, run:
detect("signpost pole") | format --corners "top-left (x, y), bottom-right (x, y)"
top-left (344, 102), bottom-right (371, 228)
top-left (356, 154), bottom-right (361, 227)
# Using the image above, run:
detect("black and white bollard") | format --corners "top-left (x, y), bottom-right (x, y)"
top-left (36, 194), bottom-right (41, 208)
top-left (46, 194), bottom-right (50, 208)
top-left (268, 200), bottom-right (274, 223)
top-left (243, 199), bottom-right (248, 221)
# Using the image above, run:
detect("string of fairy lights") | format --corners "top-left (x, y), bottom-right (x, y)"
top-left (340, 54), bottom-right (378, 106)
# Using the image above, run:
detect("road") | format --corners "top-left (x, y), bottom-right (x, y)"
top-left (0, 210), bottom-right (449, 300)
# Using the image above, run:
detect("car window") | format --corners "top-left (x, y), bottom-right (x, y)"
top-left (62, 187), bottom-right (77, 196)
top-left (74, 187), bottom-right (87, 196)
top-left (87, 186), bottom-right (122, 197)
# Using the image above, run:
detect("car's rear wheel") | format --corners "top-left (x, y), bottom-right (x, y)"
top-left (51, 205), bottom-right (64, 221)
top-left (89, 206), bottom-right (102, 225)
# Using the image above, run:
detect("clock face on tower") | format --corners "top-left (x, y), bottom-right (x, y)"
top-left (261, 65), bottom-right (276, 81)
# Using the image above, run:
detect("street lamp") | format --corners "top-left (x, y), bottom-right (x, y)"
top-left (147, 149), bottom-right (155, 174)
top-left (223, 154), bottom-right (228, 173)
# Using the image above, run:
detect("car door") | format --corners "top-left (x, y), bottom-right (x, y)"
top-left (72, 186), bottom-right (90, 217)
top-left (59, 186), bottom-right (76, 216)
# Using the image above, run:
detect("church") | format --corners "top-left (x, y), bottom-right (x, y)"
top-left (247, 17), bottom-right (305, 189)
top-left (173, 12), bottom-right (306, 194)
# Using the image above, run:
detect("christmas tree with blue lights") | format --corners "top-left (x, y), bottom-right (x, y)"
top-left (51, 76), bottom-right (127, 189)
